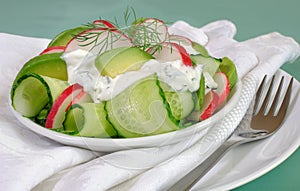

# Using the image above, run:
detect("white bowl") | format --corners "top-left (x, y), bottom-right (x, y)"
top-left (11, 80), bottom-right (242, 152)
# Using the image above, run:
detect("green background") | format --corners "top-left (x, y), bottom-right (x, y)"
top-left (1, 0), bottom-right (299, 190)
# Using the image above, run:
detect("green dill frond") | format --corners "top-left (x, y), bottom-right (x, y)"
top-left (74, 7), bottom-right (169, 54)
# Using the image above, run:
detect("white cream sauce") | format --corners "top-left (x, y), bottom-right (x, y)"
top-left (62, 49), bottom-right (207, 103)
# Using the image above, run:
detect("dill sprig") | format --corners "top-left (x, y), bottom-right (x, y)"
top-left (75, 7), bottom-right (168, 54)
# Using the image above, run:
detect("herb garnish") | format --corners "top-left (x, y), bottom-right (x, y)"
top-left (75, 7), bottom-right (169, 54)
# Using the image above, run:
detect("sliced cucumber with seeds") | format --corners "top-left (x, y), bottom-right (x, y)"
top-left (164, 91), bottom-right (194, 120)
top-left (63, 103), bottom-right (117, 138)
top-left (106, 75), bottom-right (179, 138)
top-left (11, 73), bottom-right (68, 117)
top-left (160, 81), bottom-right (194, 120)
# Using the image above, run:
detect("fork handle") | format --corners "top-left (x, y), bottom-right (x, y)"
top-left (168, 139), bottom-right (242, 191)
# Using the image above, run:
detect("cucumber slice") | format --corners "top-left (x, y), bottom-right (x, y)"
top-left (160, 82), bottom-right (194, 120)
top-left (190, 54), bottom-right (221, 76)
top-left (63, 103), bottom-right (117, 138)
top-left (106, 75), bottom-right (179, 138)
top-left (195, 74), bottom-right (205, 111)
top-left (164, 91), bottom-right (194, 120)
top-left (11, 73), bottom-right (68, 117)
top-left (47, 26), bottom-right (91, 47)
top-left (63, 105), bottom-right (83, 133)
top-left (219, 57), bottom-right (238, 90)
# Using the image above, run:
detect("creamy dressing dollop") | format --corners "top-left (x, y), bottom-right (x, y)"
top-left (62, 49), bottom-right (204, 102)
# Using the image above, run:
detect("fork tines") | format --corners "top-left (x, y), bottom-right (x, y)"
top-left (254, 75), bottom-right (293, 116)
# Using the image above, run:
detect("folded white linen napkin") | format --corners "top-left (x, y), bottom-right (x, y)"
top-left (0, 34), bottom-right (98, 191)
top-left (0, 20), bottom-right (299, 191)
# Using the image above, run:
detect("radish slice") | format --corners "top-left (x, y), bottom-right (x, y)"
top-left (168, 34), bottom-right (200, 54)
top-left (169, 34), bottom-right (193, 47)
top-left (45, 84), bottom-right (84, 129)
top-left (134, 18), bottom-right (169, 46)
top-left (213, 72), bottom-right (230, 106)
top-left (148, 42), bottom-right (193, 66)
top-left (93, 19), bottom-right (115, 28)
top-left (65, 91), bottom-right (93, 112)
top-left (65, 28), bottom-right (132, 55)
top-left (199, 90), bottom-right (219, 121)
top-left (40, 46), bottom-right (65, 55)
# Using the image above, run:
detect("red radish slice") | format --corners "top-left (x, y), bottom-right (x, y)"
top-left (169, 34), bottom-right (193, 47)
top-left (45, 84), bottom-right (84, 129)
top-left (93, 19), bottom-right (115, 28)
top-left (199, 90), bottom-right (219, 121)
top-left (65, 91), bottom-right (93, 112)
top-left (65, 28), bottom-right (132, 55)
top-left (135, 18), bottom-right (169, 46)
top-left (148, 42), bottom-right (193, 66)
top-left (40, 46), bottom-right (65, 55)
top-left (213, 72), bottom-right (230, 106)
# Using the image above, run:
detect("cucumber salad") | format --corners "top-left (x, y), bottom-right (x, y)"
top-left (10, 16), bottom-right (238, 138)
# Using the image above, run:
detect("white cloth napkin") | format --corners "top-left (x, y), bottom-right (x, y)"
top-left (0, 34), bottom-right (98, 191)
top-left (0, 20), bottom-right (299, 191)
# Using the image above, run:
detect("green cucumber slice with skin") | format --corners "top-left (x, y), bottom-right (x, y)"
top-left (106, 75), bottom-right (179, 138)
top-left (47, 26), bottom-right (91, 47)
top-left (195, 74), bottom-right (205, 111)
top-left (164, 91), bottom-right (194, 120)
top-left (11, 73), bottom-right (69, 118)
top-left (95, 47), bottom-right (153, 78)
top-left (160, 82), bottom-right (194, 120)
top-left (181, 74), bottom-right (206, 123)
top-left (190, 54), bottom-right (221, 76)
top-left (13, 53), bottom-right (67, 83)
top-left (63, 103), bottom-right (117, 138)
top-left (219, 57), bottom-right (238, 90)
top-left (63, 104), bottom-right (84, 133)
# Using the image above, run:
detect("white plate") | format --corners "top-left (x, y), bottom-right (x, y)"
top-left (11, 77), bottom-right (242, 152)
top-left (193, 70), bottom-right (300, 190)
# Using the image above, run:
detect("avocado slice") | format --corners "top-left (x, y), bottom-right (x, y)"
top-left (95, 47), bottom-right (153, 78)
top-left (192, 41), bottom-right (209, 57)
top-left (47, 26), bottom-right (91, 47)
top-left (14, 53), bottom-right (67, 83)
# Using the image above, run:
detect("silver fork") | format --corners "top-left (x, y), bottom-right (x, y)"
top-left (168, 75), bottom-right (294, 191)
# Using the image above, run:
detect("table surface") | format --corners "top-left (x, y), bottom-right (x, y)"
top-left (1, 0), bottom-right (299, 190)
